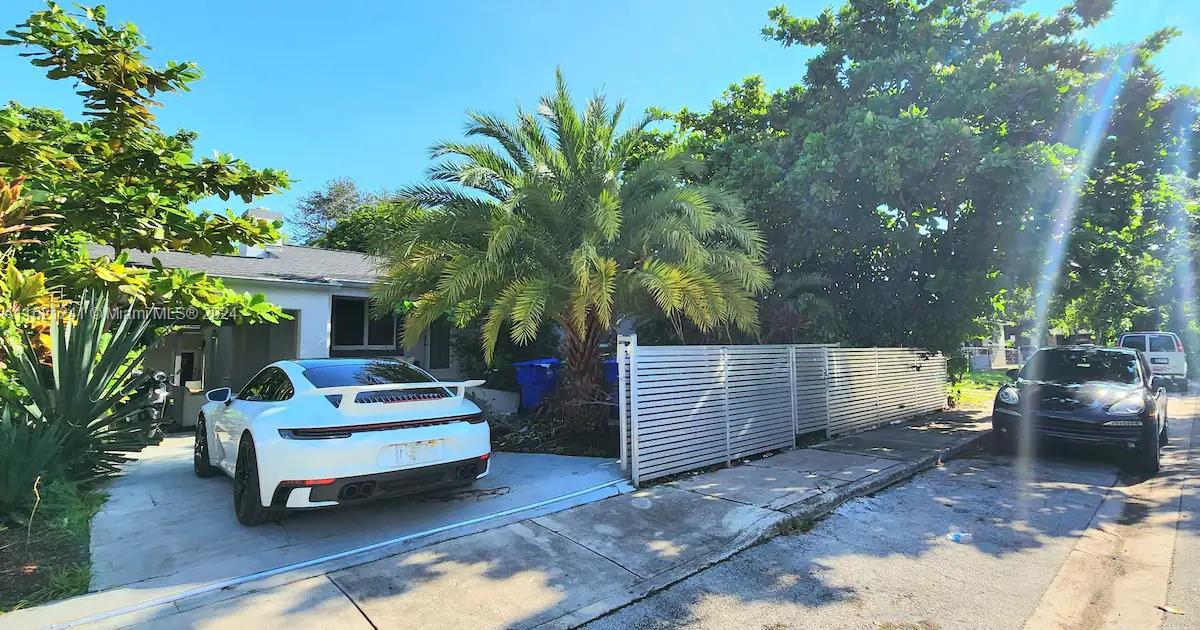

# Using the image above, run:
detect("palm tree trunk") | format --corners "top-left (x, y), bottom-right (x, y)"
top-left (557, 312), bottom-right (607, 434)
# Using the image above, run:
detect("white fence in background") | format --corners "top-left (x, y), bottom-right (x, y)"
top-left (616, 335), bottom-right (947, 485)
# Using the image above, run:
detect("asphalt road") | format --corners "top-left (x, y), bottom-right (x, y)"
top-left (585, 393), bottom-right (1200, 630)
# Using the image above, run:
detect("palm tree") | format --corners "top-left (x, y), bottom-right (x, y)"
top-left (375, 71), bottom-right (770, 431)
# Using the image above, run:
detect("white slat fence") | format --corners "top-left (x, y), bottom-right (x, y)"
top-left (616, 335), bottom-right (947, 485)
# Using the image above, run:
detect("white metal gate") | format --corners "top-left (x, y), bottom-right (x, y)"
top-left (617, 335), bottom-right (947, 485)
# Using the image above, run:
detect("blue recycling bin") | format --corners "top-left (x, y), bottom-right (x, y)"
top-left (512, 358), bottom-right (561, 410)
top-left (602, 358), bottom-right (618, 386)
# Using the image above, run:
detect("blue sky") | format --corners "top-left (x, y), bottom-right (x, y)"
top-left (1, 0), bottom-right (1197, 238)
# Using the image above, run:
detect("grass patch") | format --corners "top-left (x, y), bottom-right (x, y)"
top-left (949, 368), bottom-right (1009, 410)
top-left (0, 480), bottom-right (106, 613)
top-left (775, 517), bottom-right (817, 536)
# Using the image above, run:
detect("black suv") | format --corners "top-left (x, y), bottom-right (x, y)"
top-left (991, 346), bottom-right (1169, 473)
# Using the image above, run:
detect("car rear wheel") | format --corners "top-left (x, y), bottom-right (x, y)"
top-left (233, 434), bottom-right (276, 526)
top-left (193, 416), bottom-right (220, 478)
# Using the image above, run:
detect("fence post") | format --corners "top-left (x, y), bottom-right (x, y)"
top-left (616, 335), bottom-right (629, 472)
top-left (910, 349), bottom-right (919, 416)
top-left (721, 346), bottom-right (731, 467)
top-left (823, 347), bottom-right (832, 438)
top-left (627, 334), bottom-right (641, 487)
top-left (788, 345), bottom-right (798, 444)
top-left (873, 348), bottom-right (881, 425)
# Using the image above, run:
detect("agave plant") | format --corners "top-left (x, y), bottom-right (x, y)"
top-left (0, 406), bottom-right (68, 515)
top-left (375, 71), bottom-right (769, 430)
top-left (0, 290), bottom-right (155, 479)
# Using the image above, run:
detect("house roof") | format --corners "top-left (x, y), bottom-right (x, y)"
top-left (86, 243), bottom-right (384, 286)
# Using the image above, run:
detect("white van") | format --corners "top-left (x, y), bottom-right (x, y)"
top-left (1118, 331), bottom-right (1189, 392)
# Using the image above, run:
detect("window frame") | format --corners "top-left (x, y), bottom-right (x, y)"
top-left (331, 296), bottom-right (396, 351)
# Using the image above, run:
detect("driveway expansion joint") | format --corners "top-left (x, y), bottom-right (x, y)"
top-left (527, 520), bottom-right (644, 580)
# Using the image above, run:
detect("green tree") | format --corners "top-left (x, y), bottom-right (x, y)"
top-left (293, 178), bottom-right (375, 246)
top-left (674, 1), bottom-right (1134, 353)
top-left (375, 72), bottom-right (769, 430)
top-left (0, 3), bottom-right (289, 321)
top-left (309, 201), bottom-right (408, 252)
top-left (1049, 69), bottom-right (1194, 344)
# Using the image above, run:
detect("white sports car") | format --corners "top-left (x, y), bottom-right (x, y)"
top-left (195, 358), bottom-right (491, 525)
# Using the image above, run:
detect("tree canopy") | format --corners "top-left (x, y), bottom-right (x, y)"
top-left (666, 0), bottom-right (1199, 356)
top-left (0, 2), bottom-right (290, 324)
top-left (292, 178), bottom-right (378, 247)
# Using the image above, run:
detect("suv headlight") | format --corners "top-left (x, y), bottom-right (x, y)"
top-left (1107, 396), bottom-right (1145, 415)
top-left (998, 387), bottom-right (1019, 405)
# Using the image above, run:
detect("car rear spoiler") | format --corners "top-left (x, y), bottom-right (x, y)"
top-left (310, 380), bottom-right (486, 407)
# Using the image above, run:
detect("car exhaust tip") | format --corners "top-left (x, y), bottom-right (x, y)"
top-left (341, 484), bottom-right (360, 499)
top-left (359, 482), bottom-right (376, 498)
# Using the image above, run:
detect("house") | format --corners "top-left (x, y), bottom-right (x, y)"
top-left (87, 208), bottom-right (465, 427)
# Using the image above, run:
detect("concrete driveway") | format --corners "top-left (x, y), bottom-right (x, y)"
top-left (89, 435), bottom-right (625, 598)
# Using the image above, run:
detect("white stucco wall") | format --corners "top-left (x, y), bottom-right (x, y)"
top-left (225, 279), bottom-right (334, 359)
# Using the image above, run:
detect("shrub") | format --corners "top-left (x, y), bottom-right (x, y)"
top-left (0, 290), bottom-right (155, 481)
top-left (0, 407), bottom-right (66, 517)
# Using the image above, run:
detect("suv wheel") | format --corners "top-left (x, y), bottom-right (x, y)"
top-left (991, 428), bottom-right (1014, 455)
top-left (1138, 430), bottom-right (1161, 475)
top-left (193, 416), bottom-right (220, 478)
top-left (233, 434), bottom-right (275, 526)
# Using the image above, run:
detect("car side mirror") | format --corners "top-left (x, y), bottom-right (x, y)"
top-left (1005, 368), bottom-right (1020, 381)
top-left (206, 387), bottom-right (232, 404)
top-left (1150, 376), bottom-right (1167, 392)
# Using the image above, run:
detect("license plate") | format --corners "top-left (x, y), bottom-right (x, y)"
top-left (1151, 357), bottom-right (1168, 364)
top-left (391, 440), bottom-right (443, 466)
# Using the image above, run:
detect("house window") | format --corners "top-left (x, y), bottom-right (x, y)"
top-left (368, 311), bottom-right (397, 346)
top-left (332, 297), bottom-right (396, 350)
top-left (429, 318), bottom-right (451, 370)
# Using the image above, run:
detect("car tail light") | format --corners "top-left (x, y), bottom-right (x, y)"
top-left (281, 478), bottom-right (336, 487)
top-left (278, 428), bottom-right (352, 440)
top-left (480, 453), bottom-right (490, 461)
top-left (1176, 337), bottom-right (1185, 352)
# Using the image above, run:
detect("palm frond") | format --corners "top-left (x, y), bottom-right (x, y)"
top-left (462, 110), bottom-right (532, 171)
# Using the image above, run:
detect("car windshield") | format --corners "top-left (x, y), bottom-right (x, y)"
top-left (301, 361), bottom-right (437, 388)
top-left (1018, 349), bottom-right (1140, 386)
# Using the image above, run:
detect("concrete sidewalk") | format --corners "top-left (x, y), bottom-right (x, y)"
top-left (5, 409), bottom-right (989, 629)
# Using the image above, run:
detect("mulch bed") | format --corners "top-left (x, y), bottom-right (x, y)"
top-left (491, 411), bottom-right (618, 458)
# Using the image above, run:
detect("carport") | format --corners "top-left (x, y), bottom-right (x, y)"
top-left (141, 314), bottom-right (302, 428)
top-left (88, 436), bottom-right (626, 601)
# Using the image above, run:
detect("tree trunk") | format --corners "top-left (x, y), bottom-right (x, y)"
top-left (556, 312), bottom-right (607, 435)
